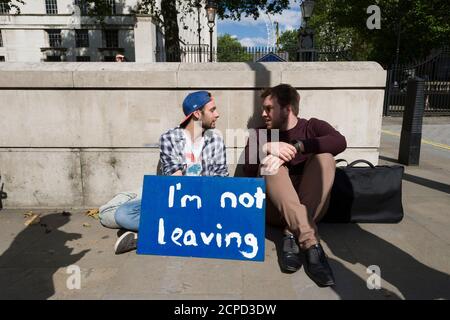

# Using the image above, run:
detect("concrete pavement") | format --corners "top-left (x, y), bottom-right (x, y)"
top-left (0, 117), bottom-right (449, 300)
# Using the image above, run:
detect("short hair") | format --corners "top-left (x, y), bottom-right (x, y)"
top-left (261, 84), bottom-right (300, 115)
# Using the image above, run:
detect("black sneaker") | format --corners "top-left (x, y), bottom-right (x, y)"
top-left (281, 234), bottom-right (302, 273)
top-left (114, 231), bottom-right (138, 255)
top-left (303, 243), bottom-right (335, 287)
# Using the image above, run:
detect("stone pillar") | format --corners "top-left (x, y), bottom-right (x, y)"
top-left (134, 15), bottom-right (156, 63)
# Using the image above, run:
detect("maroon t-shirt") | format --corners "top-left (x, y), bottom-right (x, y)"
top-left (243, 117), bottom-right (347, 176)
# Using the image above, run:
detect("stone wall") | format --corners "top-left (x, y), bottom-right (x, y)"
top-left (0, 62), bottom-right (386, 208)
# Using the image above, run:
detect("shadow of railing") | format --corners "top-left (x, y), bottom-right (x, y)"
top-left (320, 223), bottom-right (450, 299)
top-left (379, 155), bottom-right (450, 194)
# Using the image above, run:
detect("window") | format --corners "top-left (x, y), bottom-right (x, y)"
top-left (45, 0), bottom-right (58, 15)
top-left (103, 56), bottom-right (115, 62)
top-left (74, 0), bottom-right (88, 15)
top-left (46, 55), bottom-right (61, 62)
top-left (107, 0), bottom-right (116, 15)
top-left (0, 56), bottom-right (5, 62)
top-left (47, 30), bottom-right (62, 47)
top-left (0, 30), bottom-right (3, 47)
top-left (0, 2), bottom-right (10, 14)
top-left (75, 29), bottom-right (89, 47)
top-left (76, 56), bottom-right (91, 62)
top-left (104, 30), bottom-right (118, 48)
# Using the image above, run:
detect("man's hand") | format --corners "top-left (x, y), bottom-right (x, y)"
top-left (263, 142), bottom-right (297, 162)
top-left (260, 155), bottom-right (284, 176)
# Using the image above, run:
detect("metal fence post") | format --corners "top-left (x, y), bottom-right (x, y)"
top-left (398, 77), bottom-right (425, 165)
top-left (0, 175), bottom-right (7, 210)
top-left (383, 68), bottom-right (393, 116)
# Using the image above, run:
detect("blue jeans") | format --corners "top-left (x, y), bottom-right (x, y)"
top-left (114, 199), bottom-right (141, 231)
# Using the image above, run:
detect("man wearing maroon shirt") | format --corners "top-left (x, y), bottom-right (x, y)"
top-left (243, 84), bottom-right (347, 287)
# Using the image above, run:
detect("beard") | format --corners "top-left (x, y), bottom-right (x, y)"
top-left (202, 119), bottom-right (216, 130)
top-left (268, 112), bottom-right (288, 129)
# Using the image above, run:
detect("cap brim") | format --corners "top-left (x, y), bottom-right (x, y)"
top-left (180, 113), bottom-right (194, 127)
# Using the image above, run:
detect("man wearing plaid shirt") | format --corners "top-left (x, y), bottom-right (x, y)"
top-left (103, 91), bottom-right (228, 254)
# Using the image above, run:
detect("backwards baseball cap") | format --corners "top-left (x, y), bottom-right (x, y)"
top-left (180, 91), bottom-right (212, 126)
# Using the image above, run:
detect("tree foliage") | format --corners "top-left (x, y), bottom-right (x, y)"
top-left (308, 0), bottom-right (450, 65)
top-left (277, 29), bottom-right (298, 61)
top-left (217, 34), bottom-right (252, 62)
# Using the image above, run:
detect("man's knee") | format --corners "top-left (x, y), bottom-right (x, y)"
top-left (114, 205), bottom-right (128, 227)
top-left (115, 200), bottom-right (141, 228)
top-left (99, 208), bottom-right (121, 229)
top-left (263, 164), bottom-right (289, 182)
top-left (312, 153), bottom-right (336, 170)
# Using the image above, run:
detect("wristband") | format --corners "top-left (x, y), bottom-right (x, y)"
top-left (293, 140), bottom-right (303, 153)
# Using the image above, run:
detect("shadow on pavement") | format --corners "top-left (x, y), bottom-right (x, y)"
top-left (402, 173), bottom-right (450, 194)
top-left (0, 212), bottom-right (89, 300)
top-left (265, 223), bottom-right (450, 299)
top-left (379, 155), bottom-right (450, 194)
top-left (320, 223), bottom-right (450, 300)
top-left (379, 155), bottom-right (399, 163)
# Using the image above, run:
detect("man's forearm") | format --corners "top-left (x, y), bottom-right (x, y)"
top-left (301, 134), bottom-right (346, 155)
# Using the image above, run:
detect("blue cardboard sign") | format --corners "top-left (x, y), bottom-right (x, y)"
top-left (137, 176), bottom-right (266, 261)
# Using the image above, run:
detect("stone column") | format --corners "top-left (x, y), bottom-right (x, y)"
top-left (134, 15), bottom-right (156, 63)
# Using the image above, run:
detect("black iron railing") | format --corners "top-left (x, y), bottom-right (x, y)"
top-left (155, 45), bottom-right (352, 63)
top-left (384, 47), bottom-right (450, 116)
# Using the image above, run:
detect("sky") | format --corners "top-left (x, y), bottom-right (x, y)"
top-left (217, 0), bottom-right (302, 47)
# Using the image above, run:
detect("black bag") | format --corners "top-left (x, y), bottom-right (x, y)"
top-left (323, 159), bottom-right (404, 223)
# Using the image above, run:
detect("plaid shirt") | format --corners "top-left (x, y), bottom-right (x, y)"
top-left (159, 127), bottom-right (229, 177)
